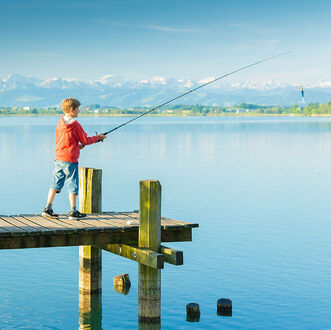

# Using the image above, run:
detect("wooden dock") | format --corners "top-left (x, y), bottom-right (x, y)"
top-left (0, 212), bottom-right (198, 254)
top-left (1, 167), bottom-right (199, 328)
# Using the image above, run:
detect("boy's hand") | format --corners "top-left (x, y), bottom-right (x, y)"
top-left (98, 134), bottom-right (107, 142)
top-left (79, 144), bottom-right (85, 150)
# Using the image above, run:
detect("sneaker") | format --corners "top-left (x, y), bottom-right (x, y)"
top-left (42, 208), bottom-right (59, 220)
top-left (68, 210), bottom-right (86, 220)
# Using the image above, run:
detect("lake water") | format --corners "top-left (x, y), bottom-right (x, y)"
top-left (0, 116), bottom-right (330, 329)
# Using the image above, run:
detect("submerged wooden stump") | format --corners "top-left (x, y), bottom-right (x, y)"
top-left (113, 273), bottom-right (131, 287)
top-left (186, 303), bottom-right (200, 322)
top-left (217, 298), bottom-right (232, 317)
top-left (113, 273), bottom-right (131, 294)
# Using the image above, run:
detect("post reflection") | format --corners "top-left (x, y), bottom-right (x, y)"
top-left (79, 293), bottom-right (102, 329)
top-left (138, 321), bottom-right (161, 330)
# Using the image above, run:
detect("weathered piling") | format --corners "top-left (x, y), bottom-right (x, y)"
top-left (138, 180), bottom-right (161, 326)
top-left (78, 167), bottom-right (102, 329)
top-left (79, 167), bottom-right (102, 213)
top-left (79, 167), bottom-right (102, 294)
top-left (186, 303), bottom-right (200, 322)
top-left (217, 298), bottom-right (232, 317)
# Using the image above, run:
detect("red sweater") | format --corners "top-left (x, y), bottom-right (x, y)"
top-left (55, 116), bottom-right (100, 162)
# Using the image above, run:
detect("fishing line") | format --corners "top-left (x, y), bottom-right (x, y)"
top-left (102, 51), bottom-right (291, 136)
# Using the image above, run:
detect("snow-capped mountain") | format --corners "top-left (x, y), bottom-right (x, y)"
top-left (0, 74), bottom-right (330, 108)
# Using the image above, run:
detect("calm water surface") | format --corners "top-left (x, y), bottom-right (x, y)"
top-left (0, 116), bottom-right (330, 329)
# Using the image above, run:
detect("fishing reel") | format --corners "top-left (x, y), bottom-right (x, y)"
top-left (96, 131), bottom-right (105, 143)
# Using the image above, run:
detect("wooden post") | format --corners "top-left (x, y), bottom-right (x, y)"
top-left (186, 303), bottom-right (200, 322)
top-left (138, 180), bottom-right (161, 327)
top-left (78, 167), bottom-right (102, 329)
top-left (79, 167), bottom-right (102, 213)
top-left (217, 298), bottom-right (232, 317)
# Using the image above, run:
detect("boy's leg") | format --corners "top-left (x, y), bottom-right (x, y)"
top-left (69, 193), bottom-right (77, 211)
top-left (66, 162), bottom-right (86, 220)
top-left (68, 193), bottom-right (86, 219)
top-left (46, 188), bottom-right (58, 209)
top-left (43, 161), bottom-right (65, 219)
top-left (42, 189), bottom-right (59, 219)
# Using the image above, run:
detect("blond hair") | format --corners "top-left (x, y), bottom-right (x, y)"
top-left (61, 98), bottom-right (81, 113)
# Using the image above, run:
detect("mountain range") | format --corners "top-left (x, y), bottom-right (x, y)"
top-left (1, 74), bottom-right (330, 108)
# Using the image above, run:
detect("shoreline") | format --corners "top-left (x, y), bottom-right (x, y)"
top-left (1, 113), bottom-right (331, 117)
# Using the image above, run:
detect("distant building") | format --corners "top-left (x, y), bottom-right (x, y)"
top-left (23, 106), bottom-right (31, 111)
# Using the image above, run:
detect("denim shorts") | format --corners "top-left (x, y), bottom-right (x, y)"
top-left (50, 160), bottom-right (79, 194)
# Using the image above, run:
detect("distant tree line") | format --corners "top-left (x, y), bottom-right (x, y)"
top-left (1, 101), bottom-right (331, 116)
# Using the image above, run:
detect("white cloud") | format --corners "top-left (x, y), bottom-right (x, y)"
top-left (16, 95), bottom-right (44, 102)
top-left (93, 19), bottom-right (129, 27)
top-left (97, 74), bottom-right (116, 84)
top-left (144, 25), bottom-right (198, 33)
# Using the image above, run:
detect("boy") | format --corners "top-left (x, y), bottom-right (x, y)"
top-left (42, 98), bottom-right (106, 220)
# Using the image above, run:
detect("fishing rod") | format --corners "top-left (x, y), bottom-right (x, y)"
top-left (101, 51), bottom-right (291, 136)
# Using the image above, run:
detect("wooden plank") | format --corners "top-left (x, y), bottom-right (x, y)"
top-left (111, 213), bottom-right (134, 221)
top-left (0, 216), bottom-right (26, 232)
top-left (0, 227), bottom-right (10, 235)
top-left (113, 212), bottom-right (140, 225)
top-left (117, 211), bottom-right (139, 219)
top-left (96, 213), bottom-right (131, 225)
top-left (12, 215), bottom-right (53, 234)
top-left (109, 212), bottom-right (140, 228)
top-left (103, 212), bottom-right (140, 222)
top-left (98, 243), bottom-right (164, 269)
top-left (87, 215), bottom-right (137, 231)
top-left (1, 216), bottom-right (42, 235)
top-left (161, 217), bottom-right (199, 228)
top-left (0, 217), bottom-right (17, 236)
top-left (21, 215), bottom-right (76, 234)
top-left (55, 215), bottom-right (98, 230)
top-left (161, 227), bottom-right (192, 242)
top-left (85, 215), bottom-right (127, 228)
top-left (160, 245), bottom-right (183, 266)
top-left (0, 231), bottom-right (139, 250)
top-left (79, 218), bottom-right (115, 230)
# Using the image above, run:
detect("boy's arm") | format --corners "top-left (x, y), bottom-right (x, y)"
top-left (74, 123), bottom-right (101, 145)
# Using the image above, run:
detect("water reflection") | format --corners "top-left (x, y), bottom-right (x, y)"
top-left (78, 264), bottom-right (162, 330)
top-left (78, 289), bottom-right (161, 330)
top-left (113, 284), bottom-right (131, 295)
top-left (138, 321), bottom-right (161, 330)
top-left (79, 293), bottom-right (102, 329)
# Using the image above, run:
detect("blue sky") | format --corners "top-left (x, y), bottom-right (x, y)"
top-left (0, 0), bottom-right (330, 84)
